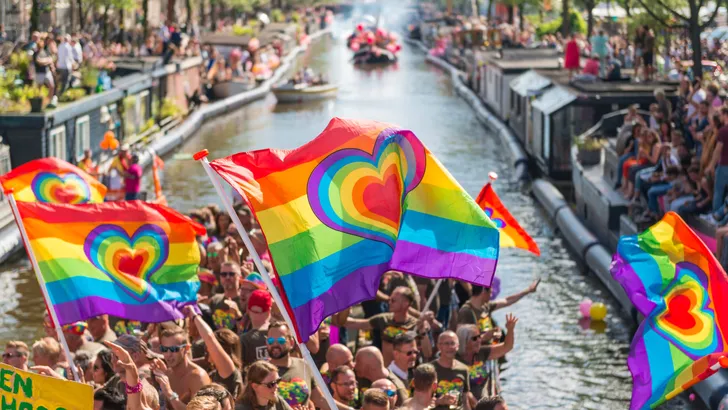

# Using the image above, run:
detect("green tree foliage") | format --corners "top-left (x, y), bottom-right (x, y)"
top-left (536, 9), bottom-right (587, 36)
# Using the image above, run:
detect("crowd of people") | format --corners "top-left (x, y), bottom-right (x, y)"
top-left (2, 200), bottom-right (539, 410)
top-left (616, 78), bottom-right (728, 255)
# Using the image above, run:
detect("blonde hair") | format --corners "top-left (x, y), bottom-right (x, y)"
top-left (186, 395), bottom-right (221, 410)
top-left (31, 337), bottom-right (61, 363)
top-left (5, 341), bottom-right (29, 355)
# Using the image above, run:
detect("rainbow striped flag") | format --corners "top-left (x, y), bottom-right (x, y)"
top-left (15, 201), bottom-right (204, 325)
top-left (611, 212), bottom-right (728, 409)
top-left (475, 183), bottom-right (540, 256)
top-left (210, 118), bottom-right (500, 341)
top-left (0, 157), bottom-right (106, 203)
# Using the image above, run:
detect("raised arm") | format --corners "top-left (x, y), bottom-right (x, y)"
top-left (185, 305), bottom-right (236, 379)
top-left (486, 314), bottom-right (518, 360)
top-left (492, 279), bottom-right (539, 311)
top-left (104, 341), bottom-right (144, 410)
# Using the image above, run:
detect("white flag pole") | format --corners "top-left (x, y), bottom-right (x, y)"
top-left (6, 192), bottom-right (80, 382)
top-left (420, 172), bottom-right (499, 314)
top-left (194, 150), bottom-right (339, 410)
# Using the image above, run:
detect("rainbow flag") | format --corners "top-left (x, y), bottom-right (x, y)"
top-left (0, 157), bottom-right (106, 203)
top-left (475, 183), bottom-right (540, 256)
top-left (210, 118), bottom-right (500, 341)
top-left (610, 212), bottom-right (728, 409)
top-left (15, 201), bottom-right (204, 325)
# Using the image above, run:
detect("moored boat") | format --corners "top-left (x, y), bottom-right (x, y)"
top-left (211, 79), bottom-right (257, 99)
top-left (271, 82), bottom-right (338, 103)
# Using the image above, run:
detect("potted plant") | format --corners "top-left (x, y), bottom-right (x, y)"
top-left (574, 134), bottom-right (603, 166)
top-left (25, 85), bottom-right (49, 113)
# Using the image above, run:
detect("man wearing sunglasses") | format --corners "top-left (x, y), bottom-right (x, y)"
top-left (389, 332), bottom-right (419, 386)
top-left (209, 261), bottom-right (245, 331)
top-left (157, 326), bottom-right (211, 409)
top-left (354, 347), bottom-right (408, 407)
top-left (267, 322), bottom-right (332, 410)
top-left (2, 341), bottom-right (29, 371)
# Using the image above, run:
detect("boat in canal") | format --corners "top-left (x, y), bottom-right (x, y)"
top-left (271, 82), bottom-right (338, 103)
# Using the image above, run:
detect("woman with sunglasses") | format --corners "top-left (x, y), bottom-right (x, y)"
top-left (454, 314), bottom-right (518, 403)
top-left (240, 361), bottom-right (293, 410)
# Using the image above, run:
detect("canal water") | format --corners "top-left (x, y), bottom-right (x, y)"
top-left (0, 20), bottom-right (693, 410)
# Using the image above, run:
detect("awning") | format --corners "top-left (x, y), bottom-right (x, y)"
top-left (510, 70), bottom-right (551, 97)
top-left (532, 86), bottom-right (577, 115)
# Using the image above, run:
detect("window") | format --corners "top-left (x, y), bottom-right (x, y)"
top-left (48, 125), bottom-right (67, 159)
top-left (75, 115), bottom-right (90, 161)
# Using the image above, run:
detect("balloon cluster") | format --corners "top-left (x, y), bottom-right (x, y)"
top-left (348, 25), bottom-right (401, 55)
top-left (579, 298), bottom-right (607, 321)
top-left (100, 130), bottom-right (119, 150)
top-left (429, 38), bottom-right (448, 58)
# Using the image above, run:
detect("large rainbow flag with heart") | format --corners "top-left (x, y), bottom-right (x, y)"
top-left (610, 212), bottom-right (728, 409)
top-left (210, 118), bottom-right (500, 341)
top-left (0, 157), bottom-right (106, 203)
top-left (14, 201), bottom-right (204, 325)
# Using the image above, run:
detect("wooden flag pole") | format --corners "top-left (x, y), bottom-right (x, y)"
top-left (6, 192), bottom-right (80, 382)
top-left (195, 150), bottom-right (339, 410)
top-left (421, 172), bottom-right (499, 313)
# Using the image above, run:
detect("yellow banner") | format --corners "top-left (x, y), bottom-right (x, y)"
top-left (0, 363), bottom-right (93, 409)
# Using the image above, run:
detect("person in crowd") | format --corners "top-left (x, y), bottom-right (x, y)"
top-left (63, 321), bottom-right (105, 356)
top-left (605, 51), bottom-right (622, 81)
top-left (3, 341), bottom-right (29, 371)
top-left (78, 149), bottom-right (98, 177)
top-left (642, 25), bottom-right (655, 82)
top-left (563, 34), bottom-right (580, 80)
top-left (621, 129), bottom-right (661, 200)
top-left (321, 343), bottom-right (355, 384)
top-left (124, 154), bottom-right (143, 200)
top-left (238, 361), bottom-right (293, 410)
top-left (266, 321), bottom-right (331, 409)
top-left (389, 332), bottom-right (419, 386)
top-left (654, 89), bottom-right (672, 127)
top-left (192, 384), bottom-right (236, 410)
top-left (56, 34), bottom-right (75, 96)
top-left (241, 289), bottom-right (273, 368)
top-left (457, 281), bottom-right (537, 341)
top-left (153, 325), bottom-right (211, 408)
top-left (33, 38), bottom-right (58, 108)
top-left (354, 346), bottom-right (409, 407)
top-left (88, 314), bottom-right (118, 343)
top-left (474, 395), bottom-right (508, 410)
top-left (91, 349), bottom-right (117, 387)
top-left (187, 396), bottom-right (222, 410)
top-left (362, 389), bottom-right (391, 410)
top-left (330, 365), bottom-right (359, 408)
top-left (372, 378), bottom-right (400, 410)
top-left (209, 261), bottom-right (245, 331)
top-left (590, 30), bottom-right (609, 77)
top-left (31, 337), bottom-right (63, 371)
top-left (104, 341), bottom-right (160, 410)
top-left (111, 334), bottom-right (160, 381)
top-left (400, 363), bottom-right (437, 410)
top-left (712, 107), bottom-right (728, 213)
top-left (430, 331), bottom-right (471, 410)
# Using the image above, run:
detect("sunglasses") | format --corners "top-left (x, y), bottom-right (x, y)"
top-left (267, 337), bottom-right (286, 345)
top-left (207, 252), bottom-right (219, 257)
top-left (2, 352), bottom-right (25, 359)
top-left (470, 336), bottom-right (481, 342)
top-left (399, 350), bottom-right (419, 356)
top-left (220, 271), bottom-right (237, 278)
top-left (383, 389), bottom-right (396, 397)
top-left (260, 377), bottom-right (282, 389)
top-left (159, 343), bottom-right (187, 353)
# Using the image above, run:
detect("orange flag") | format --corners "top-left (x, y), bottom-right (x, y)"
top-left (475, 183), bottom-right (540, 256)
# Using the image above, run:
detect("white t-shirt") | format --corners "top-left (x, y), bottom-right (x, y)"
top-left (687, 89), bottom-right (706, 119)
top-left (56, 42), bottom-right (75, 70)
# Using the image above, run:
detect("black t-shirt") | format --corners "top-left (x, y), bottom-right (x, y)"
top-left (212, 368), bottom-right (244, 399)
top-left (430, 360), bottom-right (470, 410)
top-left (209, 293), bottom-right (243, 331)
top-left (455, 346), bottom-right (493, 399)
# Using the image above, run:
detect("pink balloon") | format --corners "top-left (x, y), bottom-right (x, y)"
top-left (386, 44), bottom-right (396, 53)
top-left (366, 37), bottom-right (374, 45)
top-left (579, 299), bottom-right (593, 318)
top-left (351, 42), bottom-right (360, 51)
top-left (689, 393), bottom-right (696, 401)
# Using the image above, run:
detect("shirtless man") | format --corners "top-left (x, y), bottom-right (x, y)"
top-left (153, 326), bottom-right (211, 409)
top-left (400, 364), bottom-right (437, 410)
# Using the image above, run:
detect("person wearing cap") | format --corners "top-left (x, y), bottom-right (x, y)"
top-left (266, 321), bottom-right (331, 410)
top-left (239, 271), bottom-right (265, 328)
top-left (88, 314), bottom-right (117, 343)
top-left (63, 321), bottom-right (104, 356)
top-left (241, 289), bottom-right (272, 368)
top-left (111, 334), bottom-right (162, 380)
top-left (209, 261), bottom-right (245, 332)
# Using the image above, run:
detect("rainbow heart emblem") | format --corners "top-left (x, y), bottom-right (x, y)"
top-left (307, 128), bottom-right (426, 248)
top-left (31, 172), bottom-right (91, 204)
top-left (652, 262), bottom-right (721, 358)
top-left (483, 208), bottom-right (506, 229)
top-left (84, 224), bottom-right (169, 302)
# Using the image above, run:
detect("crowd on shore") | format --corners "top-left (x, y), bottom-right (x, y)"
top-left (2, 199), bottom-right (539, 410)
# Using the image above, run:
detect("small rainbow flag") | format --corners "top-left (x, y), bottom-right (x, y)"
top-left (475, 183), bottom-right (540, 256)
top-left (611, 212), bottom-right (728, 409)
top-left (0, 157), bottom-right (106, 203)
top-left (210, 118), bottom-right (500, 341)
top-left (15, 201), bottom-right (204, 325)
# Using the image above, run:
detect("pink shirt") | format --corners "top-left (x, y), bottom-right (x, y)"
top-left (125, 164), bottom-right (142, 194)
top-left (583, 59), bottom-right (599, 76)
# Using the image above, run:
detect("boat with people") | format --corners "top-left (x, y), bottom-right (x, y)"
top-left (272, 67), bottom-right (337, 103)
top-left (348, 24), bottom-right (401, 66)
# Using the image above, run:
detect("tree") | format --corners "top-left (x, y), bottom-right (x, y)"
top-left (561, 0), bottom-right (570, 35)
top-left (574, 0), bottom-right (596, 37)
top-left (632, 0), bottom-right (723, 78)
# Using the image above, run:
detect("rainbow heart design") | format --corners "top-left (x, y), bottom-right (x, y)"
top-left (652, 262), bottom-right (721, 359)
top-left (31, 172), bottom-right (92, 204)
top-left (84, 224), bottom-right (169, 302)
top-left (484, 208), bottom-right (506, 229)
top-left (277, 378), bottom-right (310, 406)
top-left (307, 128), bottom-right (426, 248)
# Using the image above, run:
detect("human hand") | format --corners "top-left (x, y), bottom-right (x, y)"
top-left (30, 365), bottom-right (64, 379)
top-left (505, 313), bottom-right (518, 331)
top-left (242, 260), bottom-right (254, 276)
top-left (224, 299), bottom-right (241, 316)
top-left (183, 305), bottom-right (199, 319)
top-left (104, 341), bottom-right (136, 374)
top-left (435, 394), bottom-right (457, 406)
top-left (528, 278), bottom-right (541, 294)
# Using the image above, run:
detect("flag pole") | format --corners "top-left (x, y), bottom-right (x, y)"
top-left (194, 150), bottom-right (340, 410)
top-left (421, 172), bottom-right (499, 313)
top-left (6, 192), bottom-right (80, 382)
